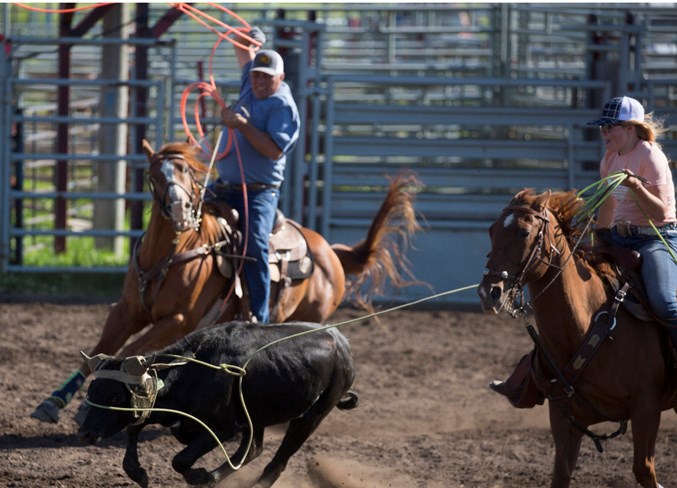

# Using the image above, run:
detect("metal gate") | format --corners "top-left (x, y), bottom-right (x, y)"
top-left (2, 4), bottom-right (676, 307)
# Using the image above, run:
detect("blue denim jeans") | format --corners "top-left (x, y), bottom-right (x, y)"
top-left (611, 228), bottom-right (677, 341)
top-left (212, 186), bottom-right (279, 323)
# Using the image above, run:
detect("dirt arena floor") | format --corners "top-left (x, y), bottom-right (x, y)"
top-left (1, 301), bottom-right (676, 488)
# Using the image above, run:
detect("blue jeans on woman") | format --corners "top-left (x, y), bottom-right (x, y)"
top-left (611, 228), bottom-right (677, 343)
top-left (212, 185), bottom-right (279, 323)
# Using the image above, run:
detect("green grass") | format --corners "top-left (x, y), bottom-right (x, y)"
top-left (22, 235), bottom-right (131, 267)
top-left (3, 237), bottom-right (129, 301)
top-left (0, 272), bottom-right (125, 301)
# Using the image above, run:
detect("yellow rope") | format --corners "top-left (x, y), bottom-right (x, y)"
top-left (242, 283), bottom-right (480, 370)
top-left (85, 399), bottom-right (248, 471)
top-left (84, 283), bottom-right (480, 474)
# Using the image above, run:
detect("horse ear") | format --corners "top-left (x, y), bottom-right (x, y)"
top-left (142, 139), bottom-right (155, 161)
top-left (512, 188), bottom-right (533, 204)
top-left (538, 189), bottom-right (553, 210)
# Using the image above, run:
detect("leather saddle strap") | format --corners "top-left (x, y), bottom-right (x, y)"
top-left (561, 282), bottom-right (630, 385)
top-left (526, 281), bottom-right (630, 397)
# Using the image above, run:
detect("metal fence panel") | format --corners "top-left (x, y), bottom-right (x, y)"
top-left (2, 4), bottom-right (677, 308)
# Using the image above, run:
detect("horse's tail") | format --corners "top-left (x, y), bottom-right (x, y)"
top-left (337, 389), bottom-right (359, 410)
top-left (331, 173), bottom-right (423, 309)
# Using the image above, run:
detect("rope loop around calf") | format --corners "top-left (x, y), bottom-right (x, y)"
top-left (85, 284), bottom-right (480, 476)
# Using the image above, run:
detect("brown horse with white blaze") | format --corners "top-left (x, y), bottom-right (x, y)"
top-left (478, 189), bottom-right (676, 488)
top-left (32, 139), bottom-right (420, 424)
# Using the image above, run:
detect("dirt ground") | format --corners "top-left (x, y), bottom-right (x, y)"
top-left (1, 301), bottom-right (676, 488)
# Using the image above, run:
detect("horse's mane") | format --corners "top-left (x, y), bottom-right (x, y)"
top-left (157, 142), bottom-right (213, 174)
top-left (509, 188), bottom-right (615, 278)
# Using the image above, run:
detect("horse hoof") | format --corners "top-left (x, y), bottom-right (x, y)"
top-left (31, 398), bottom-right (61, 424)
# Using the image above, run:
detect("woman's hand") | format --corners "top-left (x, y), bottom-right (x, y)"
top-left (620, 169), bottom-right (647, 190)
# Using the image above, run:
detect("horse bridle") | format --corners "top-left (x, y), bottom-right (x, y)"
top-left (147, 153), bottom-right (203, 233)
top-left (483, 204), bottom-right (551, 288)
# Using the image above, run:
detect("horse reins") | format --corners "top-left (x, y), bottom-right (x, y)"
top-left (484, 203), bottom-right (594, 314)
top-left (489, 202), bottom-right (631, 451)
top-left (483, 204), bottom-right (552, 314)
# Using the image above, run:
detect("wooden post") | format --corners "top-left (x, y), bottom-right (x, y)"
top-left (95, 4), bottom-right (129, 255)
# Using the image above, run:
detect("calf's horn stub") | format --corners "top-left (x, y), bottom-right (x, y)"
top-left (81, 352), bottom-right (112, 373)
top-left (124, 356), bottom-right (149, 377)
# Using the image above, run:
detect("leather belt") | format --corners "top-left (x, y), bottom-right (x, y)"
top-left (216, 182), bottom-right (280, 192)
top-left (612, 221), bottom-right (677, 237)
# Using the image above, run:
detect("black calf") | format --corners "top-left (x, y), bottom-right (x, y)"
top-left (78, 321), bottom-right (358, 487)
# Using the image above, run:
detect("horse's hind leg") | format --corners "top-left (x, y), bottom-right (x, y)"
top-left (549, 405), bottom-right (583, 488)
top-left (630, 411), bottom-right (661, 487)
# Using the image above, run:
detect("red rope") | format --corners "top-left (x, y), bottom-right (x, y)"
top-left (12, 3), bottom-right (113, 14)
top-left (14, 1), bottom-right (258, 318)
top-left (172, 3), bottom-right (262, 318)
top-left (175, 3), bottom-right (262, 160)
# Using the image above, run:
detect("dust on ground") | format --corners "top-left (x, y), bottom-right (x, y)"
top-left (1, 303), bottom-right (675, 487)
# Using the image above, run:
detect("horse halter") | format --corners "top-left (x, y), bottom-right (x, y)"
top-left (148, 153), bottom-right (202, 233)
top-left (483, 204), bottom-right (551, 289)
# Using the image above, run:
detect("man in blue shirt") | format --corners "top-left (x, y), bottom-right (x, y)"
top-left (215, 31), bottom-right (300, 323)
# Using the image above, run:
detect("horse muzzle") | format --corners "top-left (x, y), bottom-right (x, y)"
top-left (169, 200), bottom-right (195, 233)
top-left (478, 277), bottom-right (506, 314)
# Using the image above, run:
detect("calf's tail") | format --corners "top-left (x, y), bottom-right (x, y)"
top-left (337, 389), bottom-right (359, 410)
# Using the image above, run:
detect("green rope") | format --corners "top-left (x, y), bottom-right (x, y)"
top-left (576, 171), bottom-right (677, 264)
top-left (575, 171), bottom-right (628, 221)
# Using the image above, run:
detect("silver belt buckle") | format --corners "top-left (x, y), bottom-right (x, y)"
top-left (615, 221), bottom-right (632, 237)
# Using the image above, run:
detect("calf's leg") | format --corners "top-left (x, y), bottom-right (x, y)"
top-left (123, 425), bottom-right (149, 488)
top-left (210, 426), bottom-right (265, 483)
top-left (256, 401), bottom-right (336, 487)
top-left (172, 429), bottom-right (220, 485)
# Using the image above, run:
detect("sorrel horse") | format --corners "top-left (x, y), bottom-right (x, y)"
top-left (33, 139), bottom-right (419, 425)
top-left (478, 189), bottom-right (677, 488)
